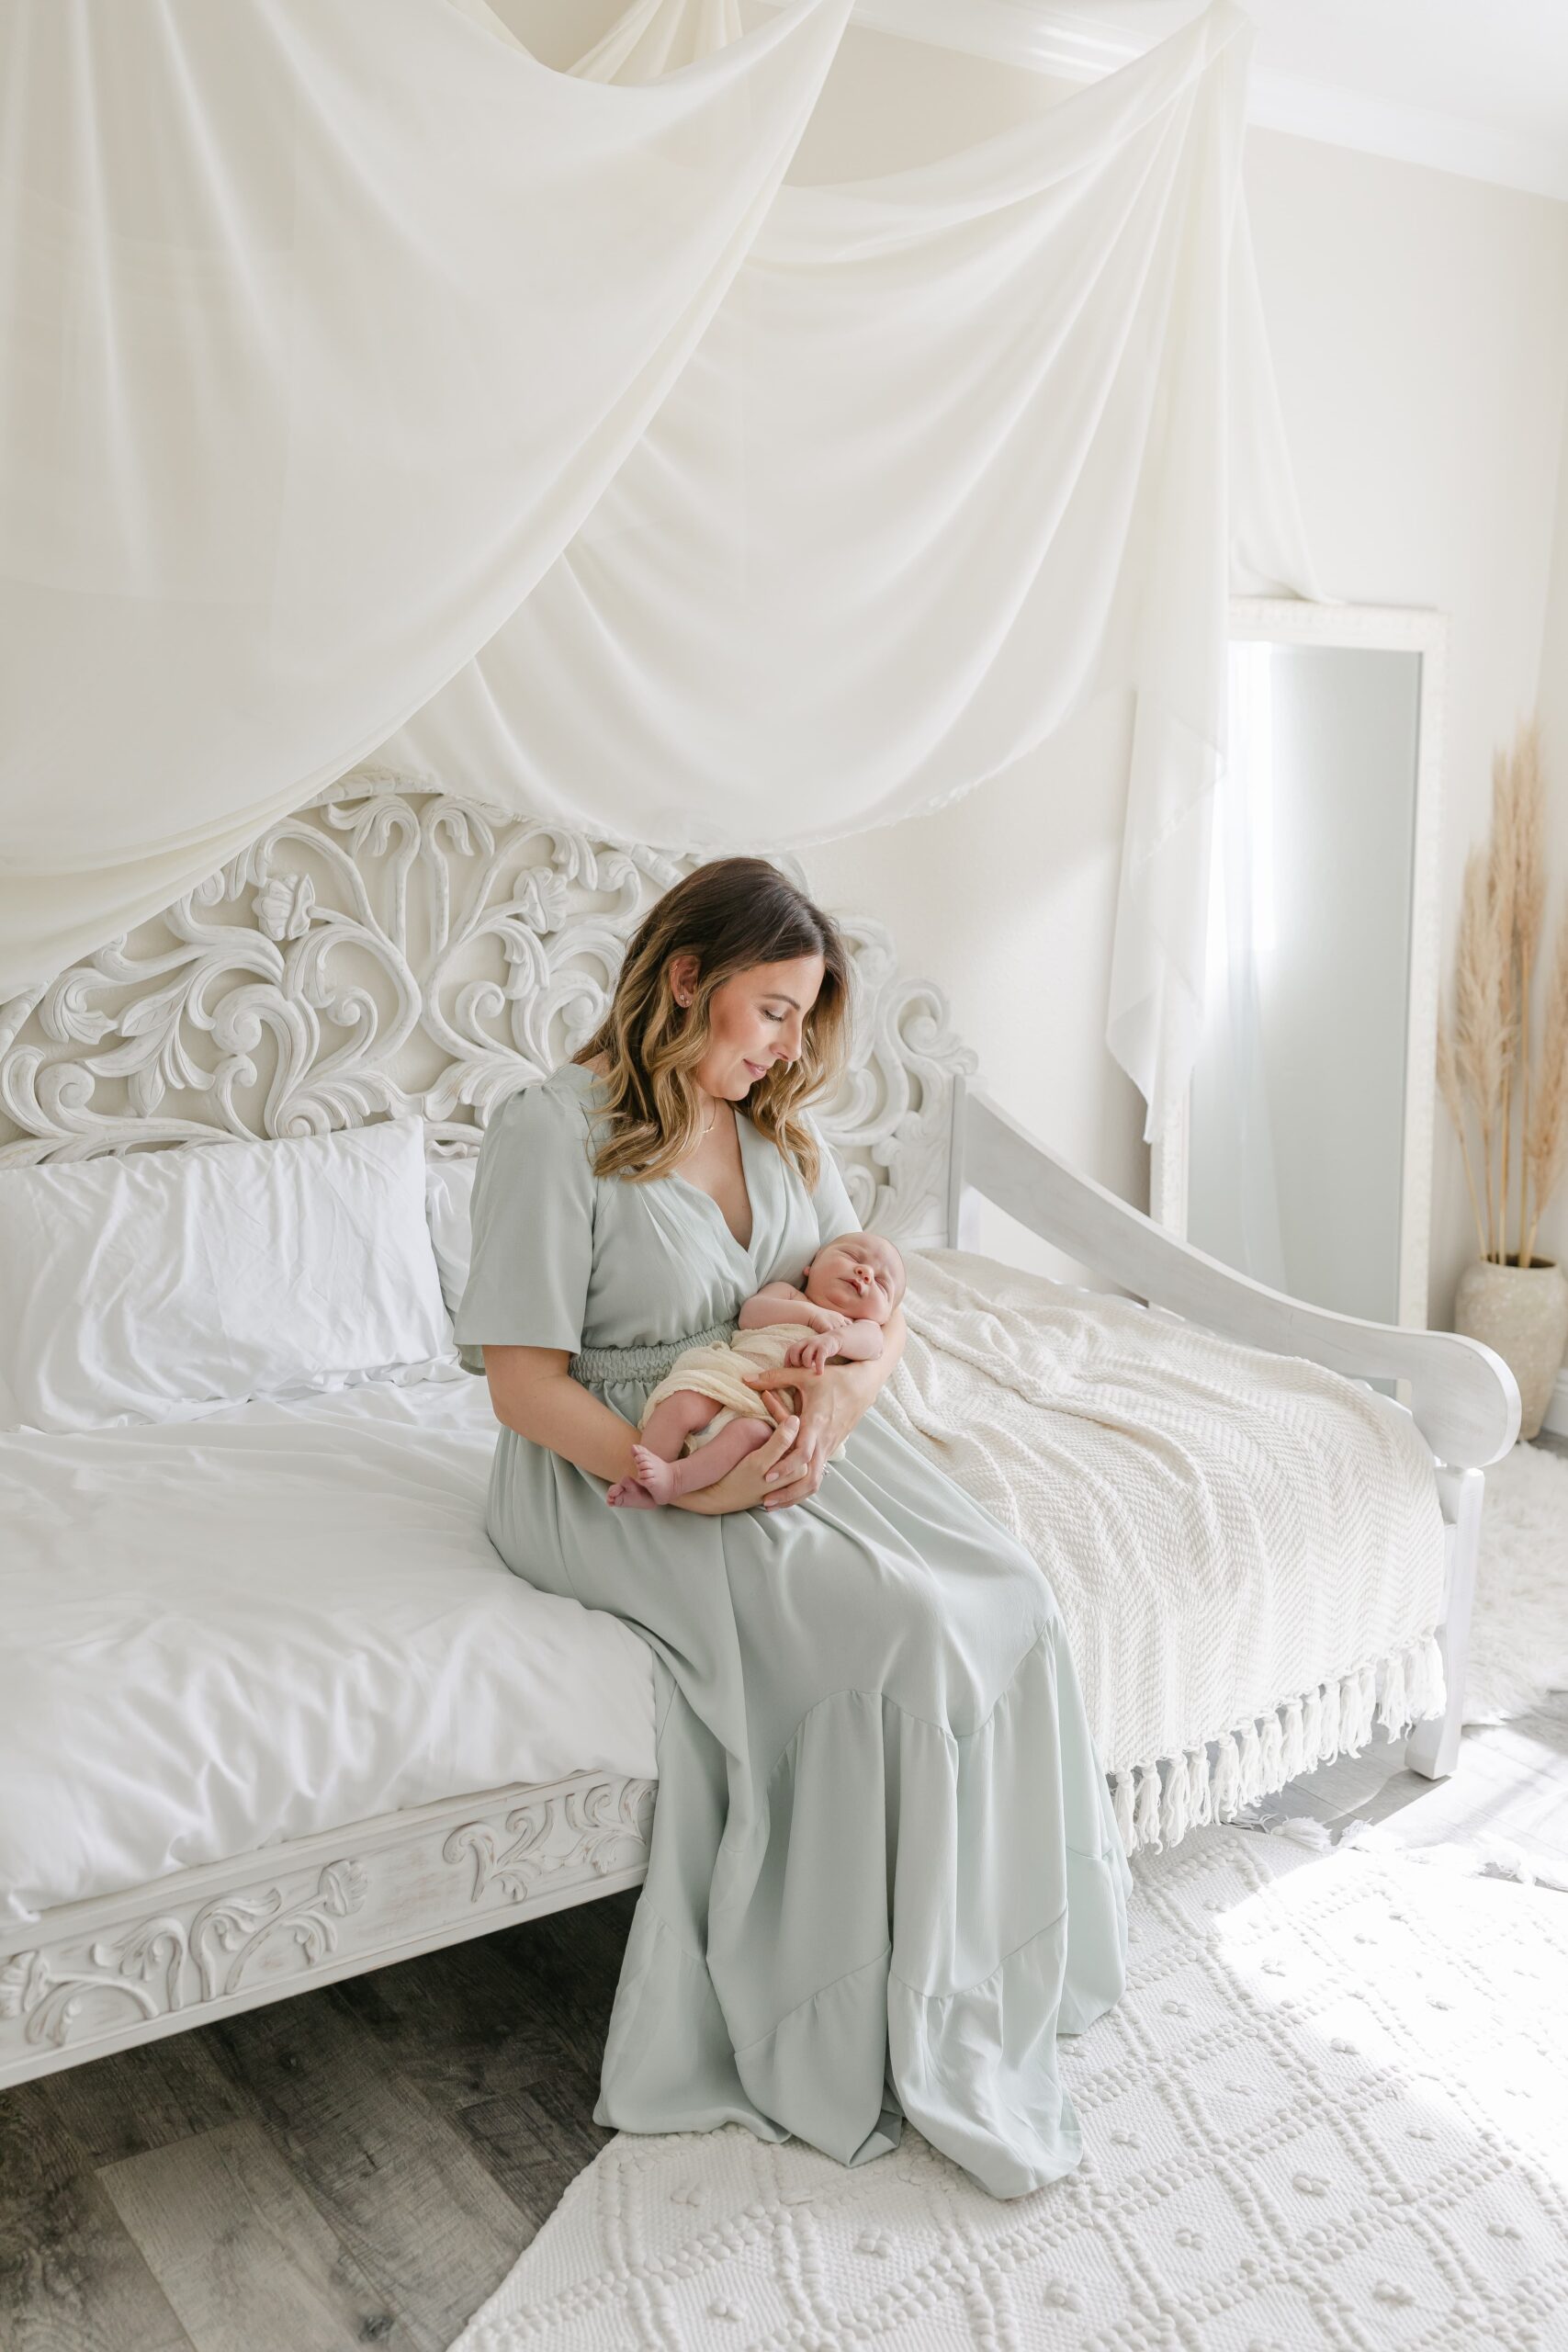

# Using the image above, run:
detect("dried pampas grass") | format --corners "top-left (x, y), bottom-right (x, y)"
top-left (1512, 722), bottom-right (1548, 1251)
top-left (1525, 907), bottom-right (1568, 1267)
top-left (1438, 714), bottom-right (1567, 1268)
top-left (1437, 1010), bottom-right (1485, 1260)
top-left (1452, 841), bottom-right (1510, 1253)
top-left (1488, 740), bottom-right (1520, 1238)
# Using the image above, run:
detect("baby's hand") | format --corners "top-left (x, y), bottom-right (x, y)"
top-left (786, 1331), bottom-right (838, 1372)
top-left (808, 1307), bottom-right (852, 1332)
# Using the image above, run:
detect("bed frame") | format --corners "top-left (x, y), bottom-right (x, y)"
top-left (0, 774), bottom-right (1519, 2089)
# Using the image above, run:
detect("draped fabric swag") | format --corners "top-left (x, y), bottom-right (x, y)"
top-left (0, 0), bottom-right (1321, 1137)
top-left (0, 0), bottom-right (852, 988)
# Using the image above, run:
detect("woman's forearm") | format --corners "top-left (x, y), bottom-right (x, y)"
top-left (482, 1347), bottom-right (640, 1485)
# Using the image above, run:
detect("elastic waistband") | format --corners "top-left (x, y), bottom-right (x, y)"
top-left (570, 1318), bottom-right (740, 1390)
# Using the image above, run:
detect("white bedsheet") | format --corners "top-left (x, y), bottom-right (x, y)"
top-left (0, 1374), bottom-right (658, 1925)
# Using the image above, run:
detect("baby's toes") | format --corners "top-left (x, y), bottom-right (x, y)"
top-left (630, 1447), bottom-right (675, 1502)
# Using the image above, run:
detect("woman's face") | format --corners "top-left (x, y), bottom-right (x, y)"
top-left (676, 951), bottom-right (825, 1100)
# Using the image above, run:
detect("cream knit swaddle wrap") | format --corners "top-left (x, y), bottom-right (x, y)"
top-left (638, 1323), bottom-right (849, 1461)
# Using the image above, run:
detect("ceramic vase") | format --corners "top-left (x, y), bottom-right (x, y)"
top-left (1452, 1257), bottom-right (1568, 1443)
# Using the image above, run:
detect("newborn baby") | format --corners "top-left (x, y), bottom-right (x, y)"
top-left (605, 1229), bottom-right (907, 1509)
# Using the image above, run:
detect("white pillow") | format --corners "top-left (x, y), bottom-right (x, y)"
top-left (0, 1117), bottom-right (454, 1433)
top-left (424, 1151), bottom-right (477, 1317)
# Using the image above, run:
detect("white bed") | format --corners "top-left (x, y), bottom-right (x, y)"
top-left (0, 775), bottom-right (1519, 2088)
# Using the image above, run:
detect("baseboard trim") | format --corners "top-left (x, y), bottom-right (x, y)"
top-left (1542, 1372), bottom-right (1568, 1440)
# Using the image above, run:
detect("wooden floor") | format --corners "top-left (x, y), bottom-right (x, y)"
top-left (0, 1878), bottom-right (646, 2352)
top-left (5, 1660), bottom-right (1565, 2348)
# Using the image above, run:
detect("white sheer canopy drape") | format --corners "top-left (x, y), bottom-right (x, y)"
top-left (0, 0), bottom-right (850, 987)
top-left (1, 0), bottom-right (1321, 1139)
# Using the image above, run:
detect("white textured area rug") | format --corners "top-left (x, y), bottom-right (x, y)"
top-left (1466, 1440), bottom-right (1568, 1724)
top-left (451, 1824), bottom-right (1567, 2352)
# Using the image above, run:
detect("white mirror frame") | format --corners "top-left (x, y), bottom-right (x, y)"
top-left (1150, 596), bottom-right (1449, 1333)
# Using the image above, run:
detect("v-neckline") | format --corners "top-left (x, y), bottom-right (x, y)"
top-left (564, 1060), bottom-right (759, 1260)
top-left (669, 1102), bottom-right (757, 1259)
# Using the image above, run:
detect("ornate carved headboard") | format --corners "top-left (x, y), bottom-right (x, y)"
top-left (0, 773), bottom-right (975, 1247)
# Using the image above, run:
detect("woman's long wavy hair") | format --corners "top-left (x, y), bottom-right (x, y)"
top-left (572, 857), bottom-right (852, 1191)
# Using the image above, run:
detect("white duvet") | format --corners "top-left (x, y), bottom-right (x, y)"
top-left (0, 1374), bottom-right (657, 1925)
top-left (1, 1251), bottom-right (1450, 1922)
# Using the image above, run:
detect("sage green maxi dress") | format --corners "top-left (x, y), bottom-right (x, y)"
top-left (455, 1060), bottom-right (1132, 2200)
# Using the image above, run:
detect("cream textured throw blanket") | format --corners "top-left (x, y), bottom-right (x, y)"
top-left (878, 1251), bottom-right (1449, 1855)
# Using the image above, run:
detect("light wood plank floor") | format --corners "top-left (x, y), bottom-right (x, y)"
top-left (5, 1635), bottom-right (1564, 2349)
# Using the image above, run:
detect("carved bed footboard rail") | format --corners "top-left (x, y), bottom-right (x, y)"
top-left (0, 1774), bottom-right (656, 2090)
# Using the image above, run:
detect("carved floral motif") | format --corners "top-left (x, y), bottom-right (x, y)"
top-left (0, 1779), bottom-right (661, 2072)
top-left (254, 872), bottom-right (317, 943)
top-left (0, 1860), bottom-right (368, 2053)
top-left (444, 1777), bottom-right (656, 1905)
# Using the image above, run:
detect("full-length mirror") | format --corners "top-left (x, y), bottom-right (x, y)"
top-left (1153, 600), bottom-right (1445, 1330)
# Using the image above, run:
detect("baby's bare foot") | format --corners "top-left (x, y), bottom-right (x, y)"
top-left (630, 1444), bottom-right (679, 1505)
top-left (606, 1476), bottom-right (658, 1509)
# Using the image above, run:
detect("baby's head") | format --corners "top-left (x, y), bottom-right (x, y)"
top-left (802, 1230), bottom-right (907, 1326)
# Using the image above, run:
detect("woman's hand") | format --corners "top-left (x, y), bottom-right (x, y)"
top-left (737, 1361), bottom-right (852, 1510)
top-left (670, 1395), bottom-right (801, 1516)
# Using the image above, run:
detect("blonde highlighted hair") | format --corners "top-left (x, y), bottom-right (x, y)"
top-left (572, 856), bottom-right (852, 1190)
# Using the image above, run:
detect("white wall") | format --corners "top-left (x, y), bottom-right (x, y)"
top-left (1529, 375), bottom-right (1568, 1284)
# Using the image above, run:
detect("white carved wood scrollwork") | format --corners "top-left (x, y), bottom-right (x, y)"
top-left (0, 1860), bottom-right (368, 2055)
top-left (444, 1777), bottom-right (657, 1907)
top-left (0, 1772), bottom-right (655, 2081)
top-left (0, 769), bottom-right (973, 1243)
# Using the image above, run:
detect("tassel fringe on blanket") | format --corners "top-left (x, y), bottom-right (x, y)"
top-left (1106, 1631), bottom-right (1446, 1859)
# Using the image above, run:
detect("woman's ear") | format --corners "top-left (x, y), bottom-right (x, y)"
top-left (669, 951), bottom-right (700, 1008)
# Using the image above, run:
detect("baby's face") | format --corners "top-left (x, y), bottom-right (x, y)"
top-left (803, 1233), bottom-right (904, 1325)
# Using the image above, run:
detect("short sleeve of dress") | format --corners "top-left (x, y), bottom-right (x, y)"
top-left (453, 1080), bottom-right (595, 1374)
top-left (807, 1114), bottom-right (861, 1248)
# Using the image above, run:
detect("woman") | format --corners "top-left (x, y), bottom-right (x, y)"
top-left (455, 856), bottom-right (1132, 2199)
